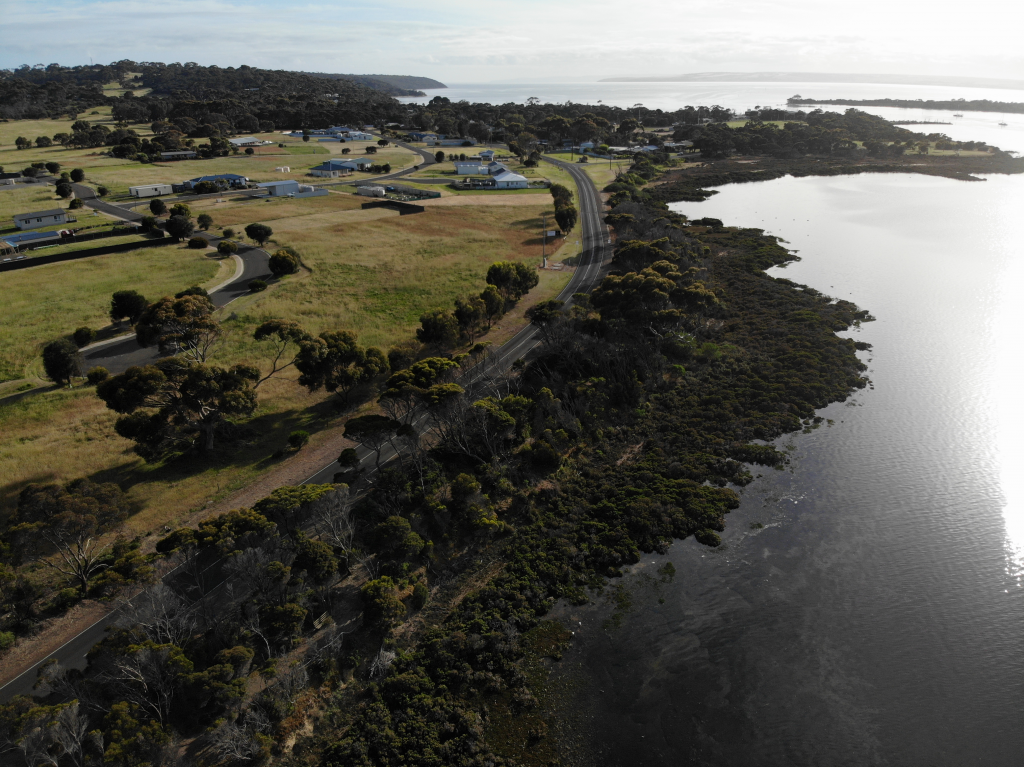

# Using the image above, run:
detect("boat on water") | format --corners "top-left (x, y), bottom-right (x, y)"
top-left (953, 113), bottom-right (963, 117)
top-left (998, 121), bottom-right (1008, 126)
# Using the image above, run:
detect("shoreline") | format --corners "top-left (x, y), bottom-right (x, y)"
top-left (647, 154), bottom-right (1024, 203)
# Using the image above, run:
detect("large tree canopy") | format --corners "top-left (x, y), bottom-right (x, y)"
top-left (96, 358), bottom-right (260, 459)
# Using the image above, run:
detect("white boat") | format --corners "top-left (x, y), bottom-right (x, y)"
top-left (953, 113), bottom-right (963, 117)
top-left (998, 121), bottom-right (1008, 126)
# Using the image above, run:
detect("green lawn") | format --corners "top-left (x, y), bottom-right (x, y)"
top-left (0, 155), bottom-right (581, 543)
top-left (0, 186), bottom-right (67, 222)
top-left (22, 233), bottom-right (167, 258)
top-left (0, 246), bottom-right (223, 381)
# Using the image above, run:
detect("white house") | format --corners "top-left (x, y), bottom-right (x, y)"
top-left (346, 131), bottom-right (374, 141)
top-left (160, 150), bottom-right (197, 160)
top-left (454, 162), bottom-right (487, 175)
top-left (487, 161), bottom-right (511, 175)
top-left (14, 209), bottom-right (68, 230)
top-left (229, 136), bottom-right (262, 147)
top-left (492, 171), bottom-right (528, 189)
top-left (479, 149), bottom-right (496, 161)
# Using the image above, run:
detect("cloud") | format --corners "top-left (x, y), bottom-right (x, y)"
top-left (2, 0), bottom-right (1021, 81)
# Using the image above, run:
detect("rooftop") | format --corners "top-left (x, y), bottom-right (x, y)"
top-left (188, 174), bottom-right (247, 183)
top-left (14, 209), bottom-right (65, 220)
top-left (493, 171), bottom-right (527, 182)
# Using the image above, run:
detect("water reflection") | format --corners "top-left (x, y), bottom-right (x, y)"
top-left (996, 252), bottom-right (1024, 579)
top-left (556, 174), bottom-right (1024, 767)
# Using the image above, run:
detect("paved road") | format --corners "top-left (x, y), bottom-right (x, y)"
top-left (71, 182), bottom-right (144, 223)
top-left (0, 155), bottom-right (609, 701)
top-left (80, 238), bottom-right (271, 375)
top-left (66, 183), bottom-right (275, 375)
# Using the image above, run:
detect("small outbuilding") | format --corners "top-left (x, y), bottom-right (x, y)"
top-left (454, 162), bottom-right (487, 175)
top-left (160, 150), bottom-right (198, 160)
top-left (14, 209), bottom-right (68, 230)
top-left (356, 185), bottom-right (386, 198)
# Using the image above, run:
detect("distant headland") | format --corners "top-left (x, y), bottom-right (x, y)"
top-left (599, 72), bottom-right (1024, 91)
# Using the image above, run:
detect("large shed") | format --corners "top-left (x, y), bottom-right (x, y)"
top-left (257, 180), bottom-right (301, 197)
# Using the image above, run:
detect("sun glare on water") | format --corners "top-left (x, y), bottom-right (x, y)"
top-left (994, 216), bottom-right (1024, 582)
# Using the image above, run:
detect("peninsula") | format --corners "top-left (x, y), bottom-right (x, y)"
top-left (599, 71), bottom-right (1024, 91)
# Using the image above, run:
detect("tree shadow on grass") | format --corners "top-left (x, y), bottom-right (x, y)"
top-left (84, 382), bottom-right (374, 511)
top-left (0, 471), bottom-right (63, 516)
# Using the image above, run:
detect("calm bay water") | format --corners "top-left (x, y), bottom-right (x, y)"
top-left (399, 81), bottom-right (1024, 154)
top-left (548, 174), bottom-right (1024, 766)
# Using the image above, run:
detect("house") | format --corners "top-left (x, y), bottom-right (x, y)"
top-left (492, 171), bottom-right (528, 189)
top-left (479, 149), bottom-right (495, 161)
top-left (346, 131), bottom-right (374, 141)
top-left (341, 157), bottom-right (374, 169)
top-left (129, 184), bottom-right (173, 198)
top-left (487, 161), bottom-right (511, 175)
top-left (229, 137), bottom-right (261, 148)
top-left (438, 137), bottom-right (477, 146)
top-left (160, 150), bottom-right (198, 160)
top-left (183, 174), bottom-right (248, 190)
top-left (13, 209), bottom-right (68, 230)
top-left (308, 158), bottom-right (370, 177)
top-left (579, 141), bottom-right (595, 150)
top-left (407, 131), bottom-right (438, 142)
top-left (308, 162), bottom-right (351, 178)
top-left (356, 185), bottom-right (386, 198)
top-left (454, 162), bottom-right (487, 175)
top-left (257, 180), bottom-right (300, 197)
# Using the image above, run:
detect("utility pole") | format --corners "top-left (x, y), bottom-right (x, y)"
top-left (541, 213), bottom-right (547, 267)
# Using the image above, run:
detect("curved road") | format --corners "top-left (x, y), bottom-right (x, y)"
top-left (81, 240), bottom-right (272, 375)
top-left (61, 182), bottom-right (274, 374)
top-left (0, 155), bottom-right (609, 701)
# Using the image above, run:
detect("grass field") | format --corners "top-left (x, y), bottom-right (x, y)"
top-left (0, 119), bottom-right (418, 198)
top-left (189, 190), bottom-right (365, 228)
top-left (219, 198), bottom-right (567, 348)
top-left (0, 186), bottom-right (66, 222)
top-left (0, 195), bottom-right (574, 525)
top-left (0, 121), bottom-right (580, 547)
top-left (22, 233), bottom-right (167, 258)
top-left (0, 247), bottom-right (224, 381)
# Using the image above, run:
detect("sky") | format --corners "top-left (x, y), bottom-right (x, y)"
top-left (2, 0), bottom-right (1022, 84)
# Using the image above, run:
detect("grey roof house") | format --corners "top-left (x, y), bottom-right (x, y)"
top-left (14, 209), bottom-right (68, 230)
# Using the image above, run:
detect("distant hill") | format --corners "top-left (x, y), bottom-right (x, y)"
top-left (599, 72), bottom-right (1024, 91)
top-left (300, 73), bottom-right (447, 97)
